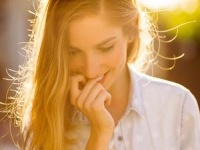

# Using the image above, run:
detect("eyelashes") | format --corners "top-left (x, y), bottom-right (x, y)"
top-left (99, 45), bottom-right (114, 52)
top-left (70, 50), bottom-right (80, 55)
top-left (69, 44), bottom-right (115, 55)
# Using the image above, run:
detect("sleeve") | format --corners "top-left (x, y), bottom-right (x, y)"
top-left (180, 91), bottom-right (200, 150)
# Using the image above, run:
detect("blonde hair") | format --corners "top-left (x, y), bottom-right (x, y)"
top-left (7, 0), bottom-right (154, 149)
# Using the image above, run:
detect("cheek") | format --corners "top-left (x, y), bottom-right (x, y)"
top-left (109, 43), bottom-right (127, 68)
top-left (69, 57), bottom-right (82, 73)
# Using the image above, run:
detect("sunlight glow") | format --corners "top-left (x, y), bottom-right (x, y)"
top-left (139, 0), bottom-right (198, 12)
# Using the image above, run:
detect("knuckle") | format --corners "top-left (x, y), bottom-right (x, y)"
top-left (106, 92), bottom-right (111, 99)
top-left (76, 98), bottom-right (83, 109)
top-left (91, 100), bottom-right (101, 111)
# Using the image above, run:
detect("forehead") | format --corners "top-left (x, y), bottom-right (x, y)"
top-left (68, 15), bottom-right (124, 47)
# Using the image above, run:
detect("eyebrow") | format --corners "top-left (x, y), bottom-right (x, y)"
top-left (69, 36), bottom-right (117, 51)
top-left (96, 36), bottom-right (117, 48)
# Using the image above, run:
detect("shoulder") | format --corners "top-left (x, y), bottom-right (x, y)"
top-left (128, 64), bottom-right (198, 109)
top-left (130, 67), bottom-right (190, 98)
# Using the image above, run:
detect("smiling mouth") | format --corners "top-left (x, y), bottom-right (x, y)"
top-left (95, 71), bottom-right (109, 84)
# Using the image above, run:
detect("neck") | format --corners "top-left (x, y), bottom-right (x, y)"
top-left (109, 65), bottom-right (130, 101)
top-left (106, 65), bottom-right (130, 124)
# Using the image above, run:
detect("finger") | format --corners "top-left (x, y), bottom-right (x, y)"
top-left (101, 90), bottom-right (112, 106)
top-left (92, 90), bottom-right (112, 109)
top-left (70, 74), bottom-right (86, 105)
top-left (104, 92), bottom-right (111, 106)
top-left (83, 83), bottom-right (103, 110)
top-left (76, 79), bottom-right (97, 109)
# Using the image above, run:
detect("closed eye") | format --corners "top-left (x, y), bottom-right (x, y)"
top-left (99, 45), bottom-right (114, 52)
top-left (69, 48), bottom-right (81, 55)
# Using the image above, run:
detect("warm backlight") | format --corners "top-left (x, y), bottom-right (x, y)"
top-left (139, 0), bottom-right (198, 13)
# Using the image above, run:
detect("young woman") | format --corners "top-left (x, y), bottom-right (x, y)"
top-left (7, 0), bottom-right (200, 149)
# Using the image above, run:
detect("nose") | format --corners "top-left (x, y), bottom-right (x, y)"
top-left (83, 54), bottom-right (100, 79)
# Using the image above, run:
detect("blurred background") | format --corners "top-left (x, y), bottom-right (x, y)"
top-left (0, 0), bottom-right (199, 149)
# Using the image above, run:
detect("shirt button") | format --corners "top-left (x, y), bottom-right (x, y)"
top-left (118, 136), bottom-right (123, 141)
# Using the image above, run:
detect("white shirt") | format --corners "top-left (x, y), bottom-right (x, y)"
top-left (69, 64), bottom-right (200, 150)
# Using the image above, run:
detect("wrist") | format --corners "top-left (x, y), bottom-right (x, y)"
top-left (91, 129), bottom-right (113, 141)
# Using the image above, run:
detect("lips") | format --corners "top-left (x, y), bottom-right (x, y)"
top-left (95, 71), bottom-right (109, 84)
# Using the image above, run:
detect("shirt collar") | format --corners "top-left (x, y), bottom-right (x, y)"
top-left (127, 63), bottom-right (145, 118)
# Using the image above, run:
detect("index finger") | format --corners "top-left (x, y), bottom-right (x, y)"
top-left (70, 74), bottom-right (86, 104)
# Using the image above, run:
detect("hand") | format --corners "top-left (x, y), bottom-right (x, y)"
top-left (70, 74), bottom-right (115, 134)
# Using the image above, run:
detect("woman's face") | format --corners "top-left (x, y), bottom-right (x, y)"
top-left (68, 15), bottom-right (131, 90)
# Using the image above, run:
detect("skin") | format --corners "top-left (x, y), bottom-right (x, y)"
top-left (69, 15), bottom-right (132, 149)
